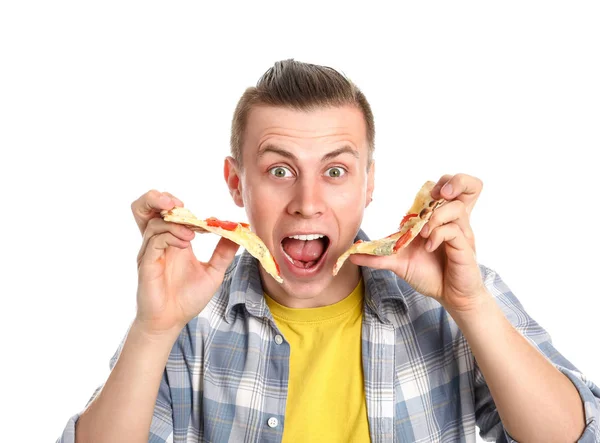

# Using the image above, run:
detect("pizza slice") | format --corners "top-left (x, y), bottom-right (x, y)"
top-left (160, 207), bottom-right (283, 283)
top-left (333, 181), bottom-right (446, 276)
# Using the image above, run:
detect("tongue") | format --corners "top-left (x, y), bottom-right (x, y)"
top-left (282, 238), bottom-right (325, 264)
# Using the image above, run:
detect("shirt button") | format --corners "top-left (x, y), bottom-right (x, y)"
top-left (267, 417), bottom-right (279, 428)
top-left (274, 334), bottom-right (283, 345)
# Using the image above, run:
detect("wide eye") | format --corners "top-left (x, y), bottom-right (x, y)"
top-left (269, 166), bottom-right (293, 178)
top-left (325, 167), bottom-right (346, 178)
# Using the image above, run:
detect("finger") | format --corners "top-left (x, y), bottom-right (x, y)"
top-left (420, 200), bottom-right (475, 250)
top-left (430, 173), bottom-right (483, 214)
top-left (131, 190), bottom-right (183, 236)
top-left (348, 252), bottom-right (401, 272)
top-left (204, 237), bottom-right (240, 279)
top-left (425, 222), bottom-right (474, 261)
top-left (162, 192), bottom-right (184, 207)
top-left (430, 174), bottom-right (453, 200)
top-left (138, 218), bottom-right (195, 264)
top-left (138, 232), bottom-right (191, 268)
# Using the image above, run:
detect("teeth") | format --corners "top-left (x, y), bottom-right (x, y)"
top-left (288, 234), bottom-right (325, 241)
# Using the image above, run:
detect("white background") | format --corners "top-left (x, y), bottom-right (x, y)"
top-left (1, 1), bottom-right (599, 441)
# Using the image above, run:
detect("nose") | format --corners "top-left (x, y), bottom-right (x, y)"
top-left (287, 177), bottom-right (326, 218)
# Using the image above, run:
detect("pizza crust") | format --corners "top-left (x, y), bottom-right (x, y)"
top-left (160, 207), bottom-right (283, 283)
top-left (333, 181), bottom-right (446, 276)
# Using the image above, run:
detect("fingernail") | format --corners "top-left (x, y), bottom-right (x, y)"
top-left (421, 225), bottom-right (429, 236)
top-left (426, 240), bottom-right (432, 251)
top-left (442, 183), bottom-right (453, 196)
top-left (159, 195), bottom-right (172, 205)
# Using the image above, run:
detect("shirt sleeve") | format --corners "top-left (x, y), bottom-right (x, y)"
top-left (55, 323), bottom-right (175, 443)
top-left (474, 266), bottom-right (600, 442)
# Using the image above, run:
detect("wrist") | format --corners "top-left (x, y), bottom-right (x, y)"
top-left (131, 317), bottom-right (183, 345)
top-left (444, 289), bottom-right (497, 329)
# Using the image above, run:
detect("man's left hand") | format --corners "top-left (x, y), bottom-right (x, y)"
top-left (350, 173), bottom-right (489, 315)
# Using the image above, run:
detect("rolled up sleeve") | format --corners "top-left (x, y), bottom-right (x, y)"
top-left (475, 266), bottom-right (600, 442)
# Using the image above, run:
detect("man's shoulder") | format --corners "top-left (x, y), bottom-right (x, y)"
top-left (368, 262), bottom-right (499, 321)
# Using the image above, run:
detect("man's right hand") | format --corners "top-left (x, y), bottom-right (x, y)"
top-left (130, 190), bottom-right (240, 336)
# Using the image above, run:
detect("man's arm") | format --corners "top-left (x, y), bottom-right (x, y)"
top-left (452, 291), bottom-right (587, 442)
top-left (56, 190), bottom-right (238, 442)
top-left (321, 173), bottom-right (600, 440)
top-left (74, 320), bottom-right (179, 443)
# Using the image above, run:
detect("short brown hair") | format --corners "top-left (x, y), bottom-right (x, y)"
top-left (230, 59), bottom-right (375, 167)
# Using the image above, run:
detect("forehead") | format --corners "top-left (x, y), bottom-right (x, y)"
top-left (244, 105), bottom-right (368, 151)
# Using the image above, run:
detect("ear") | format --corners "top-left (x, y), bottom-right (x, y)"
top-left (224, 156), bottom-right (244, 207)
top-left (365, 161), bottom-right (375, 208)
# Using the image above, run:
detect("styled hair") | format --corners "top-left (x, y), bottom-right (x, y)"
top-left (230, 59), bottom-right (375, 167)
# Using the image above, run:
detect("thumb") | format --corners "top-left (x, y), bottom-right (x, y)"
top-left (349, 253), bottom-right (406, 276)
top-left (205, 237), bottom-right (240, 279)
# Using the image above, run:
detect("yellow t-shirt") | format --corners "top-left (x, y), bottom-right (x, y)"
top-left (264, 280), bottom-right (370, 442)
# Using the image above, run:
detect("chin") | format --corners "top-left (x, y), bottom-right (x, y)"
top-left (278, 273), bottom-right (335, 300)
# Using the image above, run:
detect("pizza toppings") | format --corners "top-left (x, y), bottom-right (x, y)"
top-left (393, 231), bottom-right (413, 252)
top-left (274, 259), bottom-right (281, 275)
top-left (400, 213), bottom-right (418, 228)
top-left (205, 217), bottom-right (239, 231)
top-left (161, 207), bottom-right (283, 283)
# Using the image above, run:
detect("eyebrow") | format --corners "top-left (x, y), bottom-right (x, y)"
top-left (257, 144), bottom-right (359, 162)
top-left (322, 145), bottom-right (359, 162)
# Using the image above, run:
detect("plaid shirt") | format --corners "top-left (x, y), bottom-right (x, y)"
top-left (59, 231), bottom-right (600, 442)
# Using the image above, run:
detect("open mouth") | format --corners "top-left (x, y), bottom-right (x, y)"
top-left (280, 234), bottom-right (331, 271)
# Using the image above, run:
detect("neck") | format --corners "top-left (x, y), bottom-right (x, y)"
top-left (259, 263), bottom-right (362, 308)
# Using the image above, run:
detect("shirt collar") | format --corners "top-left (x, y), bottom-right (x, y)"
top-left (355, 229), bottom-right (409, 322)
top-left (224, 229), bottom-right (409, 324)
top-left (224, 250), bottom-right (269, 324)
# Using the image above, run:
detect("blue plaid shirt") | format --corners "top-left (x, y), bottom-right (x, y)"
top-left (59, 231), bottom-right (600, 442)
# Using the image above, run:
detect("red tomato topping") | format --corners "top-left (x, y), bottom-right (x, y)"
top-left (400, 213), bottom-right (418, 227)
top-left (393, 231), bottom-right (413, 252)
top-left (274, 260), bottom-right (281, 276)
top-left (206, 217), bottom-right (238, 231)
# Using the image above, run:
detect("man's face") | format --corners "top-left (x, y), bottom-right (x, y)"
top-left (225, 105), bottom-right (374, 304)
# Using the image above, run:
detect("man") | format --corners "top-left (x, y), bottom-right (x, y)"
top-left (58, 60), bottom-right (600, 442)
